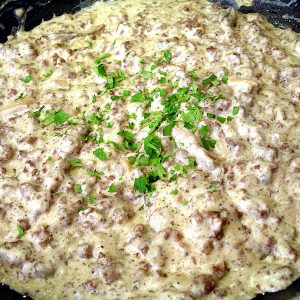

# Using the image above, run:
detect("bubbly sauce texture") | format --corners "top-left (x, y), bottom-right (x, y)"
top-left (0, 0), bottom-right (300, 299)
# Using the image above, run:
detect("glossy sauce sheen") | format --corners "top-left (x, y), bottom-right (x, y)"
top-left (0, 0), bottom-right (300, 299)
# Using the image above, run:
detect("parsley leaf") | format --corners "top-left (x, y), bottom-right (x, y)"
top-left (23, 74), bottom-right (32, 83)
top-left (199, 125), bottom-right (209, 138)
top-left (41, 109), bottom-right (70, 126)
top-left (227, 116), bottom-right (233, 123)
top-left (182, 106), bottom-right (202, 124)
top-left (163, 122), bottom-right (175, 136)
top-left (170, 189), bottom-right (178, 195)
top-left (163, 50), bottom-right (172, 61)
top-left (201, 138), bottom-right (217, 150)
top-left (109, 141), bottom-right (123, 152)
top-left (216, 116), bottom-right (226, 123)
top-left (131, 91), bottom-right (145, 102)
top-left (87, 40), bottom-right (94, 48)
top-left (188, 157), bottom-right (195, 168)
top-left (222, 73), bottom-right (228, 84)
top-left (93, 63), bottom-right (107, 77)
top-left (232, 106), bottom-right (239, 116)
top-left (68, 158), bottom-right (83, 168)
top-left (43, 70), bottom-right (53, 78)
top-left (202, 74), bottom-right (217, 85)
top-left (53, 110), bottom-right (70, 125)
top-left (117, 129), bottom-right (134, 140)
top-left (187, 70), bottom-right (198, 79)
top-left (180, 199), bottom-right (189, 206)
top-left (15, 93), bottom-right (27, 101)
top-left (117, 129), bottom-right (138, 150)
top-left (140, 70), bottom-right (155, 78)
top-left (93, 148), bottom-right (107, 161)
top-left (87, 168), bottom-right (104, 179)
top-left (199, 125), bottom-right (216, 150)
top-left (88, 194), bottom-right (95, 204)
top-left (144, 134), bottom-right (162, 158)
top-left (108, 183), bottom-right (116, 193)
top-left (17, 225), bottom-right (24, 238)
top-left (74, 184), bottom-right (82, 193)
top-left (134, 176), bottom-right (149, 193)
top-left (29, 106), bottom-right (44, 118)
top-left (94, 53), bottom-right (110, 64)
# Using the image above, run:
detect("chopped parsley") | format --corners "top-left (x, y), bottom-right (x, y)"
top-left (134, 176), bottom-right (150, 193)
top-left (188, 157), bottom-right (195, 168)
top-left (140, 70), bottom-right (155, 78)
top-left (23, 74), bottom-right (32, 83)
top-left (86, 168), bottom-right (104, 179)
top-left (93, 63), bottom-right (107, 77)
top-left (163, 122), bottom-right (175, 136)
top-left (88, 194), bottom-right (95, 204)
top-left (17, 224), bottom-right (24, 238)
top-left (118, 129), bottom-right (138, 150)
top-left (199, 125), bottom-right (217, 150)
top-left (93, 148), bottom-right (107, 161)
top-left (15, 93), bottom-right (27, 101)
top-left (128, 122), bottom-right (135, 130)
top-left (108, 183), bottom-right (116, 193)
top-left (29, 106), bottom-right (44, 118)
top-left (208, 183), bottom-right (219, 193)
top-left (180, 199), bottom-right (189, 206)
top-left (201, 139), bottom-right (217, 150)
top-left (156, 50), bottom-right (172, 63)
top-left (144, 134), bottom-right (162, 157)
top-left (43, 70), bottom-right (53, 78)
top-left (74, 184), bottom-right (82, 193)
top-left (68, 158), bottom-right (83, 168)
top-left (232, 106), bottom-right (239, 116)
top-left (163, 50), bottom-right (172, 62)
top-left (109, 141), bottom-right (123, 152)
top-left (222, 73), bottom-right (228, 84)
top-left (82, 50), bottom-right (231, 194)
top-left (93, 54), bottom-right (125, 89)
top-left (87, 40), bottom-right (94, 48)
top-left (182, 106), bottom-right (202, 126)
top-left (41, 109), bottom-right (70, 126)
top-left (187, 70), bottom-right (198, 79)
top-left (170, 189), bottom-right (178, 195)
top-left (95, 53), bottom-right (111, 62)
top-left (131, 91), bottom-right (145, 102)
top-left (202, 74), bottom-right (220, 86)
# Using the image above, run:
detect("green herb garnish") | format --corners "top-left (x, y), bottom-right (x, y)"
top-left (23, 74), bottom-right (32, 83)
top-left (17, 225), bottom-right (24, 238)
top-left (170, 189), bottom-right (178, 195)
top-left (108, 183), bottom-right (116, 193)
top-left (41, 109), bottom-right (70, 126)
top-left (88, 194), bottom-right (95, 204)
top-left (29, 106), bottom-right (44, 118)
top-left (43, 70), bottom-right (53, 78)
top-left (180, 199), bottom-right (189, 206)
top-left (232, 106), bottom-right (239, 116)
top-left (74, 184), bottom-right (82, 193)
top-left (93, 148), bottom-right (107, 161)
top-left (68, 158), bottom-right (83, 168)
top-left (86, 168), bottom-right (104, 179)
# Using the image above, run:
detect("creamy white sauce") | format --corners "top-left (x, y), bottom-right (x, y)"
top-left (0, 0), bottom-right (300, 299)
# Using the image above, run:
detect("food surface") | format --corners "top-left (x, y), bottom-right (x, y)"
top-left (0, 0), bottom-right (300, 299)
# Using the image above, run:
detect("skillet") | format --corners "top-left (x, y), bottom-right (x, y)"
top-left (0, 0), bottom-right (299, 299)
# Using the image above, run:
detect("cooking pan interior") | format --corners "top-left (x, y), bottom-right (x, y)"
top-left (0, 0), bottom-right (300, 299)
top-left (0, 0), bottom-right (300, 43)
